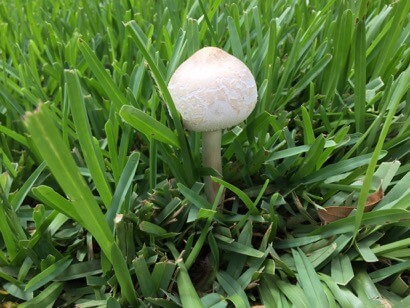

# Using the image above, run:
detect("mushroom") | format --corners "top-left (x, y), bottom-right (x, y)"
top-left (168, 47), bottom-right (258, 203)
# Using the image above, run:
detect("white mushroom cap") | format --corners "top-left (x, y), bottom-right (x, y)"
top-left (168, 47), bottom-right (258, 132)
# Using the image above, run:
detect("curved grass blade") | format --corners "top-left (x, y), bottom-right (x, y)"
top-left (120, 105), bottom-right (180, 148)
top-left (177, 182), bottom-right (211, 210)
top-left (77, 38), bottom-right (127, 110)
top-left (0, 124), bottom-right (28, 147)
top-left (32, 186), bottom-right (82, 223)
top-left (211, 177), bottom-right (258, 214)
top-left (125, 20), bottom-right (195, 185)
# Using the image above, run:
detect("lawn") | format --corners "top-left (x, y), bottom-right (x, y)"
top-left (1, 0), bottom-right (410, 307)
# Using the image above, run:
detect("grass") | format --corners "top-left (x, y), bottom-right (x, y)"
top-left (0, 0), bottom-right (410, 306)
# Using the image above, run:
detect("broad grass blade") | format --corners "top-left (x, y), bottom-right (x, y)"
top-left (19, 282), bottom-right (64, 308)
top-left (120, 105), bottom-right (180, 148)
top-left (177, 260), bottom-right (204, 308)
top-left (216, 271), bottom-right (250, 308)
top-left (65, 69), bottom-right (113, 209)
top-left (292, 248), bottom-right (328, 307)
top-left (25, 256), bottom-right (72, 292)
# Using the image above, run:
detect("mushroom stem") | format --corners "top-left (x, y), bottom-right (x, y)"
top-left (202, 130), bottom-right (222, 203)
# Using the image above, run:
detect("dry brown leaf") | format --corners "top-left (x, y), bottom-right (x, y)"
top-left (318, 187), bottom-right (384, 224)
top-left (317, 206), bottom-right (354, 223)
top-left (366, 186), bottom-right (384, 207)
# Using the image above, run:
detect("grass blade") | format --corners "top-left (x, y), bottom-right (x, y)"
top-left (133, 255), bottom-right (157, 298)
top-left (151, 261), bottom-right (176, 296)
top-left (24, 104), bottom-right (115, 261)
top-left (125, 20), bottom-right (195, 185)
top-left (19, 282), bottom-right (64, 308)
top-left (65, 69), bottom-right (113, 209)
top-left (320, 274), bottom-right (363, 308)
top-left (32, 186), bottom-right (82, 223)
top-left (217, 271), bottom-right (250, 308)
top-left (331, 254), bottom-right (354, 286)
top-left (120, 105), bottom-right (180, 148)
top-left (259, 275), bottom-right (287, 307)
top-left (215, 237), bottom-right (264, 258)
top-left (25, 256), bottom-right (72, 292)
top-left (302, 152), bottom-right (386, 185)
top-left (106, 151), bottom-right (140, 229)
top-left (177, 260), bottom-right (204, 308)
top-left (354, 20), bottom-right (366, 134)
top-left (77, 38), bottom-right (127, 110)
top-left (313, 209), bottom-right (410, 238)
top-left (369, 260), bottom-right (410, 283)
top-left (354, 66), bottom-right (410, 237)
top-left (111, 243), bottom-right (138, 306)
top-left (292, 248), bottom-right (328, 307)
top-left (10, 161), bottom-right (46, 210)
top-left (211, 177), bottom-right (258, 214)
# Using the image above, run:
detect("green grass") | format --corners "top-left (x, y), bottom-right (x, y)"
top-left (1, 0), bottom-right (410, 306)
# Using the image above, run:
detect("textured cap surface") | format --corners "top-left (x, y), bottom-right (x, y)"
top-left (168, 47), bottom-right (257, 132)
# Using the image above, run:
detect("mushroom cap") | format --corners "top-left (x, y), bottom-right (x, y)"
top-left (168, 47), bottom-right (257, 132)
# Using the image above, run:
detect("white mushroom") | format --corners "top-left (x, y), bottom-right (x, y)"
top-left (168, 47), bottom-right (258, 203)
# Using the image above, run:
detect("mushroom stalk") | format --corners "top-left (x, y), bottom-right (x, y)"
top-left (202, 130), bottom-right (222, 203)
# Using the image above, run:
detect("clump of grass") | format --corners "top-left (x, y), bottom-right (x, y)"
top-left (1, 0), bottom-right (410, 306)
